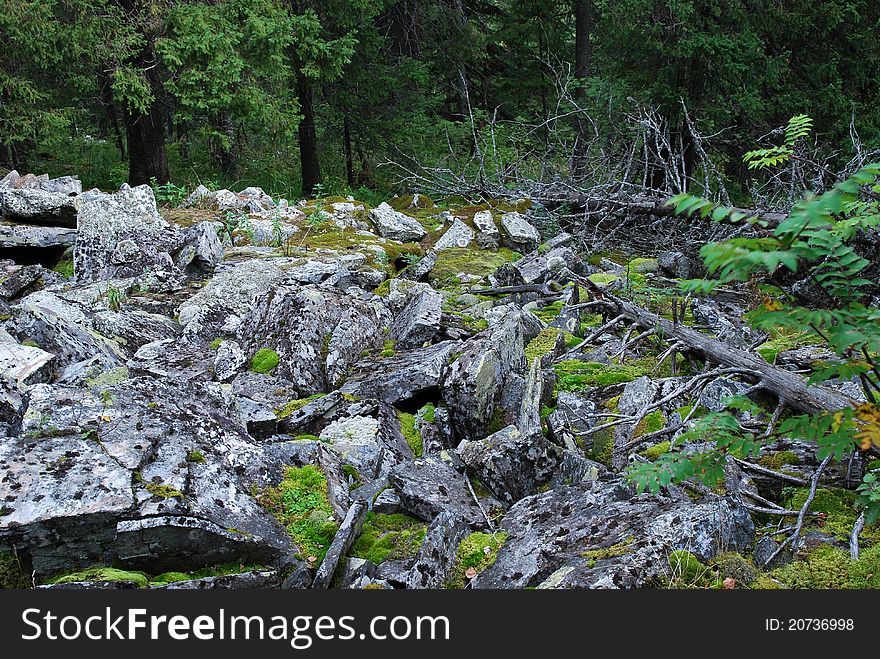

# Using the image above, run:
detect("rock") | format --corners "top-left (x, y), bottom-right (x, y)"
top-left (399, 250), bottom-right (437, 281)
top-left (546, 392), bottom-right (597, 450)
top-left (312, 499), bottom-right (368, 589)
top-left (128, 338), bottom-right (212, 381)
top-left (0, 377), bottom-right (295, 578)
top-left (341, 341), bottom-right (462, 405)
top-left (472, 210), bottom-right (500, 249)
top-left (159, 570), bottom-right (281, 589)
top-left (658, 251), bottom-right (694, 279)
top-left (459, 425), bottom-right (562, 503)
top-left (74, 185), bottom-right (182, 282)
top-left (441, 306), bottom-right (529, 441)
top-left (320, 415), bottom-right (384, 479)
top-left (692, 298), bottom-right (763, 350)
top-left (547, 451), bottom-right (607, 488)
top-left (388, 457), bottom-right (488, 529)
top-left (388, 288), bottom-right (442, 350)
top-left (405, 511), bottom-right (470, 589)
top-left (433, 218), bottom-right (475, 251)
top-left (617, 376), bottom-right (659, 415)
top-left (0, 265), bottom-right (45, 300)
top-left (499, 211), bottom-right (540, 252)
top-left (472, 482), bottom-right (754, 589)
top-left (514, 246), bottom-right (580, 284)
top-left (237, 283), bottom-right (383, 395)
top-left (177, 221), bottom-right (224, 271)
top-left (0, 341), bottom-right (55, 385)
top-left (0, 187), bottom-right (78, 226)
top-left (340, 557), bottom-right (378, 589)
top-left (372, 488), bottom-right (401, 515)
top-left (214, 340), bottom-right (246, 382)
top-left (177, 258), bottom-right (292, 342)
top-left (179, 184), bottom-right (211, 208)
top-left (0, 223), bottom-right (77, 249)
top-left (238, 397), bottom-right (278, 437)
top-left (370, 203), bottom-right (426, 242)
top-left (699, 376), bottom-right (750, 412)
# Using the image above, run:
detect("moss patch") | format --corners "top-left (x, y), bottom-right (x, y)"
top-left (525, 327), bottom-right (561, 364)
top-left (276, 394), bottom-right (326, 419)
top-left (349, 512), bottom-right (427, 564)
top-left (52, 258), bottom-right (74, 278)
top-left (258, 465), bottom-right (339, 562)
top-left (785, 487), bottom-right (880, 544)
top-left (768, 544), bottom-right (880, 588)
top-left (187, 451), bottom-right (206, 464)
top-left (397, 411), bottom-right (423, 457)
top-left (554, 360), bottom-right (649, 391)
top-left (640, 441), bottom-right (671, 461)
top-left (633, 410), bottom-right (666, 437)
top-left (446, 531), bottom-right (507, 588)
top-left (250, 348), bottom-right (280, 374)
top-left (758, 450), bottom-right (801, 470)
top-left (144, 482), bottom-right (184, 499)
top-left (48, 567), bottom-right (150, 588)
top-left (429, 247), bottom-right (519, 288)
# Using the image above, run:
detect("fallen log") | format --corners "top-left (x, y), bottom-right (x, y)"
top-left (575, 274), bottom-right (854, 415)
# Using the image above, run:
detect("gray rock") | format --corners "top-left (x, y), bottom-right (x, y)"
top-left (389, 289), bottom-right (442, 350)
top-left (388, 457), bottom-right (488, 529)
top-left (320, 415), bottom-right (383, 479)
top-left (341, 341), bottom-right (462, 405)
top-left (0, 265), bottom-right (44, 300)
top-left (547, 392), bottom-right (597, 450)
top-left (0, 187), bottom-right (78, 226)
top-left (692, 298), bottom-right (763, 350)
top-left (514, 246), bottom-right (581, 284)
top-left (237, 284), bottom-right (383, 395)
top-left (499, 211), bottom-right (540, 252)
top-left (74, 185), bottom-right (182, 282)
top-left (458, 425), bottom-right (562, 504)
top-left (547, 451), bottom-right (607, 488)
top-left (340, 557), bottom-right (378, 589)
top-left (312, 499), bottom-right (368, 589)
top-left (472, 210), bottom-right (500, 249)
top-left (472, 482), bottom-right (754, 589)
top-left (405, 511), bottom-right (469, 589)
top-left (214, 340), bottom-right (246, 382)
top-left (699, 376), bottom-right (750, 412)
top-left (0, 340), bottom-right (55, 385)
top-left (370, 203), bottom-right (427, 242)
top-left (159, 570), bottom-right (280, 589)
top-left (0, 223), bottom-right (77, 249)
top-left (433, 218), bottom-right (475, 251)
top-left (658, 251), bottom-right (694, 279)
top-left (178, 221), bottom-right (224, 271)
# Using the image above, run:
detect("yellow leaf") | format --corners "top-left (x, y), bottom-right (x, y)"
top-left (854, 403), bottom-right (880, 451)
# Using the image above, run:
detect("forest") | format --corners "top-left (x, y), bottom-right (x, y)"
top-left (1, 0), bottom-right (880, 593)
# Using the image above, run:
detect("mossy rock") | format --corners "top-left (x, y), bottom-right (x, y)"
top-left (48, 567), bottom-right (150, 588)
top-left (524, 327), bottom-right (562, 364)
top-left (553, 360), bottom-right (652, 391)
top-left (446, 531), bottom-right (507, 588)
top-left (708, 552), bottom-right (759, 586)
top-left (757, 450), bottom-right (801, 470)
top-left (785, 487), bottom-right (880, 544)
top-left (349, 512), bottom-right (427, 564)
top-left (429, 247), bottom-right (520, 288)
top-left (640, 441), bottom-right (671, 461)
top-left (628, 257), bottom-right (659, 274)
top-left (250, 348), bottom-right (280, 374)
top-left (397, 410), bottom-right (423, 457)
top-left (276, 394), bottom-right (326, 419)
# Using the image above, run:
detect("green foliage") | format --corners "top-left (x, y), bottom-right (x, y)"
top-left (0, 552), bottom-right (30, 589)
top-left (151, 178), bottom-right (188, 205)
top-left (349, 512), bottom-right (427, 565)
top-left (744, 114), bottom-right (814, 169)
top-left (250, 348), bottom-right (280, 374)
top-left (768, 544), bottom-right (880, 589)
top-left (632, 161), bottom-right (880, 523)
top-left (258, 465), bottom-right (338, 561)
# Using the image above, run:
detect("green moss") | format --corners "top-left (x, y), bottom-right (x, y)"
top-left (587, 272), bottom-right (619, 285)
top-left (52, 258), bottom-right (74, 278)
top-left (419, 403), bottom-right (436, 424)
top-left (769, 544), bottom-right (880, 588)
top-left (151, 571), bottom-right (191, 584)
top-left (85, 366), bottom-right (129, 388)
top-left (757, 450), bottom-right (801, 470)
top-left (553, 360), bottom-right (649, 391)
top-left (628, 257), bottom-right (659, 274)
top-left (349, 512), bottom-right (427, 564)
top-left (187, 451), bottom-right (206, 464)
top-left (633, 410), bottom-right (666, 437)
top-left (258, 465), bottom-right (339, 561)
top-left (341, 464), bottom-right (363, 488)
top-left (379, 339), bottom-right (396, 358)
top-left (640, 441), bottom-right (671, 461)
top-left (0, 551), bottom-right (29, 589)
top-left (210, 337), bottom-right (224, 350)
top-left (374, 278), bottom-right (393, 297)
top-left (48, 567), bottom-right (150, 588)
top-left (581, 537), bottom-right (634, 561)
top-left (589, 424), bottom-right (615, 467)
top-left (486, 406), bottom-right (508, 435)
top-left (429, 247), bottom-right (519, 287)
top-left (295, 434), bottom-right (322, 442)
top-left (755, 329), bottom-right (822, 364)
top-left (532, 300), bottom-right (564, 323)
top-left (785, 487), bottom-right (880, 543)
top-left (524, 327), bottom-right (561, 364)
top-left (398, 411), bottom-right (423, 457)
top-left (250, 348), bottom-right (280, 374)
top-left (708, 552), bottom-right (759, 586)
top-left (144, 482), bottom-right (185, 499)
top-left (446, 531), bottom-right (507, 588)
top-left (276, 394), bottom-right (326, 419)
top-left (667, 550), bottom-right (709, 585)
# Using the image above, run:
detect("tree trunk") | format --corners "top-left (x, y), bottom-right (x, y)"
top-left (210, 110), bottom-right (238, 177)
top-left (296, 71), bottom-right (321, 196)
top-left (571, 0), bottom-right (591, 180)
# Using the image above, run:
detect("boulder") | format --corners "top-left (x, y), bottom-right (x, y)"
top-left (405, 511), bottom-right (470, 589)
top-left (388, 288), bottom-right (442, 350)
top-left (433, 218), bottom-right (475, 251)
top-left (237, 284), bottom-right (383, 395)
top-left (472, 482), bottom-right (754, 589)
top-left (370, 203), bottom-right (426, 242)
top-left (472, 210), bottom-right (499, 249)
top-left (499, 211), bottom-right (540, 252)
top-left (0, 223), bottom-right (77, 249)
